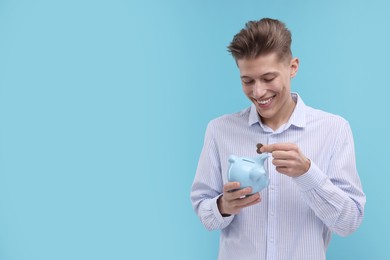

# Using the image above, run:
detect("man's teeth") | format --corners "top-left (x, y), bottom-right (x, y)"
top-left (258, 97), bottom-right (273, 105)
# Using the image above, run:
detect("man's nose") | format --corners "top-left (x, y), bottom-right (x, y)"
top-left (253, 82), bottom-right (267, 98)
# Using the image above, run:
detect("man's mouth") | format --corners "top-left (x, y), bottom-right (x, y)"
top-left (257, 96), bottom-right (274, 105)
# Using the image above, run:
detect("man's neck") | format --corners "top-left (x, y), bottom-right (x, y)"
top-left (261, 97), bottom-right (296, 131)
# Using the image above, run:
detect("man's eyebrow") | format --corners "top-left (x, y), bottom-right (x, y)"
top-left (240, 72), bottom-right (279, 79)
top-left (261, 72), bottom-right (279, 77)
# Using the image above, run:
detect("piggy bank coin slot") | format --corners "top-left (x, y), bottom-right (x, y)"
top-left (242, 159), bottom-right (254, 163)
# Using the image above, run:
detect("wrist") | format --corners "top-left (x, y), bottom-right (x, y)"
top-left (217, 196), bottom-right (231, 217)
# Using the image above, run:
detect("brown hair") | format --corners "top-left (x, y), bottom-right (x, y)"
top-left (227, 18), bottom-right (292, 62)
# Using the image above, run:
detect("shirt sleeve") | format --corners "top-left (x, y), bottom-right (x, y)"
top-left (293, 122), bottom-right (366, 236)
top-left (190, 122), bottom-right (234, 231)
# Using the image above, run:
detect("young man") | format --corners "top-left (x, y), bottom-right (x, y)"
top-left (190, 18), bottom-right (366, 260)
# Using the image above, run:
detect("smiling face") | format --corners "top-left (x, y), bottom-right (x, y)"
top-left (238, 53), bottom-right (299, 130)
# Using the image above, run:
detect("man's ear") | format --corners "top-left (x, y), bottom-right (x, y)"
top-left (290, 57), bottom-right (299, 78)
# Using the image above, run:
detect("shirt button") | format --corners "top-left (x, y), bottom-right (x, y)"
top-left (270, 212), bottom-right (275, 216)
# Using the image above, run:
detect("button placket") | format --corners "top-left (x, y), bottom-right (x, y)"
top-left (266, 135), bottom-right (279, 259)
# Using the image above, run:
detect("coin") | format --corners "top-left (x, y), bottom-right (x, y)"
top-left (256, 143), bottom-right (263, 154)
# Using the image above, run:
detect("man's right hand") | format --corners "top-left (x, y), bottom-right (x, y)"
top-left (217, 182), bottom-right (261, 216)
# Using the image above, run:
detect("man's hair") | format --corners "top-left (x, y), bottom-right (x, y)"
top-left (227, 18), bottom-right (292, 62)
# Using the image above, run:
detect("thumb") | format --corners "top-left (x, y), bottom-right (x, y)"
top-left (260, 144), bottom-right (274, 153)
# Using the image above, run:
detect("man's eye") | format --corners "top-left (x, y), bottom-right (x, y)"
top-left (263, 77), bottom-right (275, 83)
top-left (243, 80), bottom-right (254, 85)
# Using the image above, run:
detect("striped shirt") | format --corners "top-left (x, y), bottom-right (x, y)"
top-left (190, 93), bottom-right (366, 260)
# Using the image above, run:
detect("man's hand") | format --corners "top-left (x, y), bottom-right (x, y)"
top-left (217, 182), bottom-right (261, 216)
top-left (260, 143), bottom-right (311, 177)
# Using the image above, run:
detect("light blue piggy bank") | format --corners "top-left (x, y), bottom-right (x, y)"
top-left (227, 154), bottom-right (270, 194)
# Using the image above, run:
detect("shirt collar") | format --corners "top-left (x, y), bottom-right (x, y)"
top-left (248, 92), bottom-right (306, 130)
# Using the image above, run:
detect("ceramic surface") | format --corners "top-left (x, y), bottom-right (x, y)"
top-left (227, 154), bottom-right (269, 194)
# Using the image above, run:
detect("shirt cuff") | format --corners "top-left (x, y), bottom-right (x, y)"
top-left (293, 162), bottom-right (328, 192)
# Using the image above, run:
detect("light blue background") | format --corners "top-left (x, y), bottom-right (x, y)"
top-left (0, 0), bottom-right (388, 259)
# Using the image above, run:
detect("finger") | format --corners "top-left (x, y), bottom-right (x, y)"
top-left (224, 186), bottom-right (253, 202)
top-left (275, 166), bottom-right (293, 175)
top-left (243, 195), bottom-right (261, 207)
top-left (230, 187), bottom-right (253, 200)
top-left (223, 182), bottom-right (240, 193)
top-left (261, 143), bottom-right (297, 153)
top-left (246, 198), bottom-right (261, 207)
top-left (272, 150), bottom-right (295, 160)
top-left (272, 158), bottom-right (296, 168)
top-left (233, 193), bottom-right (261, 207)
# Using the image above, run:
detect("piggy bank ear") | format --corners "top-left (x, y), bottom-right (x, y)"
top-left (228, 155), bottom-right (237, 163)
